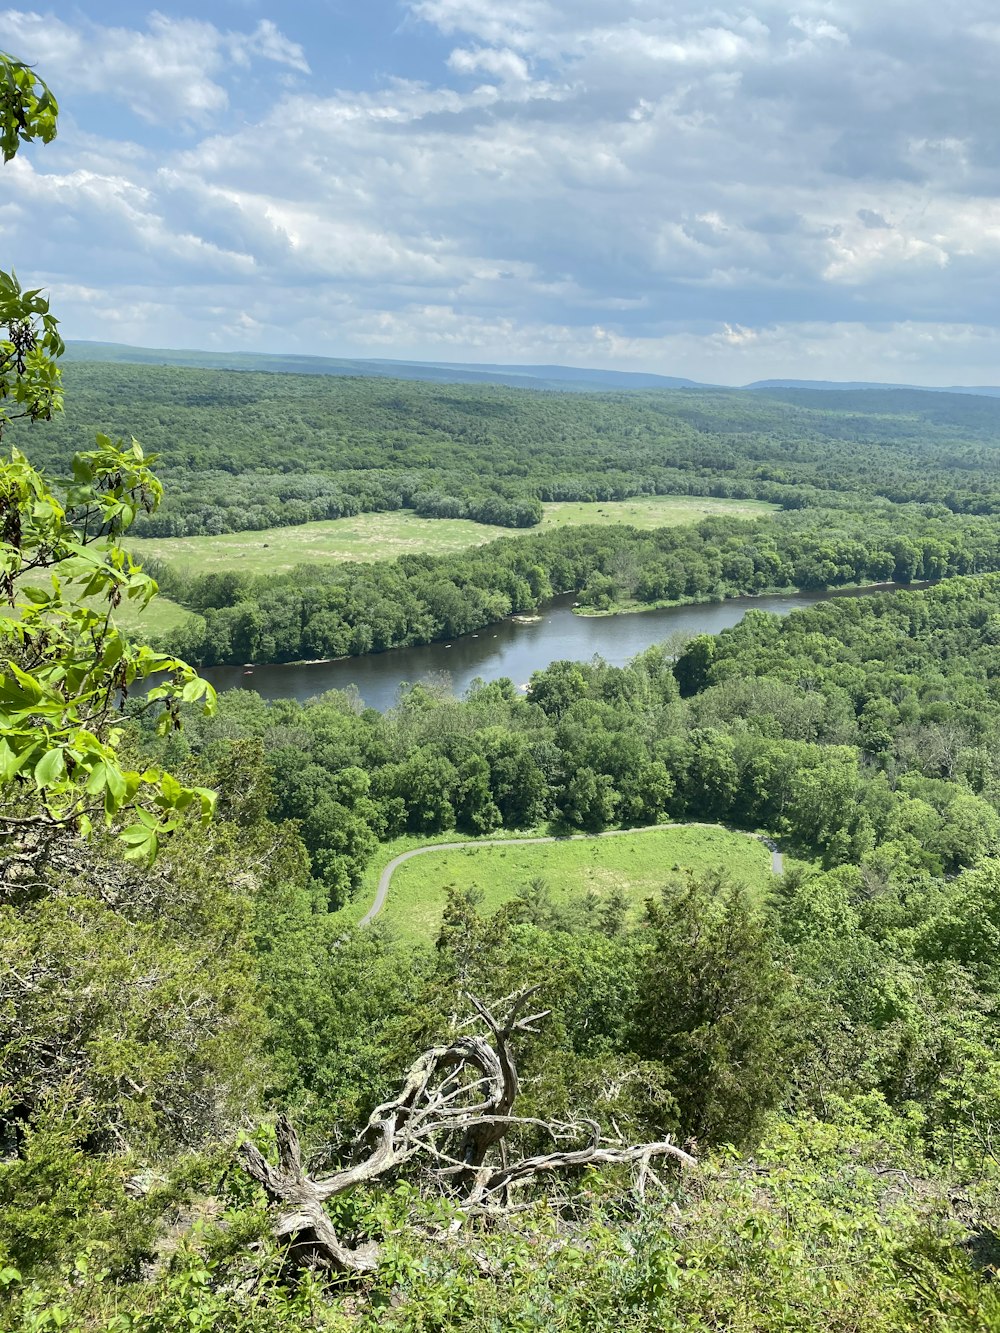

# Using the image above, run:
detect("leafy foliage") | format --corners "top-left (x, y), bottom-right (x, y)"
top-left (1, 439), bottom-right (218, 858)
top-left (0, 53), bottom-right (57, 164)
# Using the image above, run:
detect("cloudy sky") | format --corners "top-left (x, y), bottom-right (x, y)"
top-left (2, 1), bottom-right (999, 383)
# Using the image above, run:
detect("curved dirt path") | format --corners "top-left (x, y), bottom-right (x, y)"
top-left (358, 825), bottom-right (783, 929)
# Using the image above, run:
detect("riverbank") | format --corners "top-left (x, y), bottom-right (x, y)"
top-left (230, 579), bottom-right (933, 674)
top-left (199, 581), bottom-right (928, 708)
top-left (573, 579), bottom-right (931, 618)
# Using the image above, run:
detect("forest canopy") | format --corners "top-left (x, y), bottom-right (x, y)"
top-left (18, 360), bottom-right (1000, 540)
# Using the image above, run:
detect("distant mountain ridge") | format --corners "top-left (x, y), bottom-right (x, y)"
top-left (63, 341), bottom-right (1000, 399)
top-left (424, 361), bottom-right (705, 389)
top-left (63, 342), bottom-right (706, 392)
top-left (746, 378), bottom-right (1000, 398)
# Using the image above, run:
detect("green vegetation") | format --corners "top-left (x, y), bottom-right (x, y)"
top-left (15, 490), bottom-right (1000, 1329)
top-left (538, 494), bottom-right (777, 528)
top-left (353, 824), bottom-right (774, 942)
top-left (18, 354), bottom-right (1000, 547)
top-left (13, 50), bottom-right (1000, 1333)
top-left (0, 405), bottom-right (214, 859)
top-left (126, 494), bottom-right (775, 575)
top-left (147, 502), bottom-right (999, 665)
top-left (132, 509), bottom-right (521, 573)
top-left (148, 574), bottom-right (1000, 910)
top-left (101, 588), bottom-right (197, 638)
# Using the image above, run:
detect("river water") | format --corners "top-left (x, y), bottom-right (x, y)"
top-left (202, 584), bottom-right (909, 711)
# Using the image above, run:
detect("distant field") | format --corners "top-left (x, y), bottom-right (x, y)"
top-left (336, 824), bottom-right (774, 945)
top-left (126, 495), bottom-right (777, 577)
top-left (538, 496), bottom-right (774, 529)
top-left (32, 582), bottom-right (198, 645)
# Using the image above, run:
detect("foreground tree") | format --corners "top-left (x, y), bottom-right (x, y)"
top-left (240, 988), bottom-right (696, 1275)
top-left (0, 53), bottom-right (270, 1286)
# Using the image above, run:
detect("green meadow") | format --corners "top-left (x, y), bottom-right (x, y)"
top-left (336, 824), bottom-right (775, 945)
top-left (111, 592), bottom-right (200, 639)
top-left (126, 495), bottom-right (777, 578)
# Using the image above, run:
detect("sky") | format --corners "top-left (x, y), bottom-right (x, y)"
top-left (2, 2), bottom-right (1000, 383)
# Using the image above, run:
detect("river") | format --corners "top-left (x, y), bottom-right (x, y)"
top-left (201, 583), bottom-right (913, 711)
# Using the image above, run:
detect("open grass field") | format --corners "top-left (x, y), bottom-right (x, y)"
top-left (22, 581), bottom-right (198, 645)
top-left (334, 824), bottom-right (774, 945)
top-left (125, 495), bottom-right (777, 578)
top-left (112, 593), bottom-right (201, 640)
top-left (537, 496), bottom-right (775, 530)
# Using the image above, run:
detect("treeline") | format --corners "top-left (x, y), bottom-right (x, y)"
top-left (19, 363), bottom-right (1000, 539)
top-left (150, 506), bottom-right (1000, 664)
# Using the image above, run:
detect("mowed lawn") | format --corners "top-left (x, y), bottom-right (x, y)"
top-left (126, 495), bottom-right (777, 577)
top-left (339, 824), bottom-right (774, 946)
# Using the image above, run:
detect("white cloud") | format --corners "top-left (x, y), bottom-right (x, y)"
top-left (229, 19), bottom-right (311, 74)
top-left (588, 23), bottom-right (763, 67)
top-left (0, 10), bottom-right (308, 124)
top-left (408, 0), bottom-right (548, 49)
top-left (448, 46), bottom-right (532, 83)
top-left (789, 15), bottom-right (850, 47)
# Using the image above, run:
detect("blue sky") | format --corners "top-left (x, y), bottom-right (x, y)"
top-left (3, 2), bottom-right (1000, 382)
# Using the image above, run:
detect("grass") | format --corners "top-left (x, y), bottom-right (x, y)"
top-left (538, 496), bottom-right (775, 530)
top-left (20, 579), bottom-right (198, 645)
top-left (125, 495), bottom-right (777, 578)
top-left (333, 824), bottom-right (774, 946)
top-left (111, 593), bottom-right (201, 640)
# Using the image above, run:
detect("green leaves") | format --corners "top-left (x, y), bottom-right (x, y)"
top-left (0, 53), bottom-right (58, 164)
top-left (33, 747), bottom-right (65, 788)
top-left (119, 815), bottom-right (161, 865)
top-left (0, 267), bottom-right (64, 437)
top-left (1, 439), bottom-right (217, 861)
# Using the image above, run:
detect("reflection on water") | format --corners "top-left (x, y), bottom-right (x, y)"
top-left (201, 584), bottom-right (914, 712)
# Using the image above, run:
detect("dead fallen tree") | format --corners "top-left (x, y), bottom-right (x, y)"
top-left (239, 987), bottom-right (696, 1275)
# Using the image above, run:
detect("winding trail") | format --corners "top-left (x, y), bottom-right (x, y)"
top-left (358, 825), bottom-right (783, 929)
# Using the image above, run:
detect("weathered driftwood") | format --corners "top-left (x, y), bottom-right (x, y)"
top-left (239, 988), bottom-right (696, 1274)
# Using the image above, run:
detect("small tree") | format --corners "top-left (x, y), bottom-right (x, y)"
top-left (631, 873), bottom-right (796, 1147)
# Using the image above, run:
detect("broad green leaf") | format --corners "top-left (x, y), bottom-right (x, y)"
top-left (120, 824), bottom-right (157, 864)
top-left (34, 747), bottom-right (66, 787)
top-left (104, 763), bottom-right (128, 808)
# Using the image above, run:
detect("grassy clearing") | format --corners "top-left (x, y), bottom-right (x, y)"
top-left (336, 824), bottom-right (774, 946)
top-left (126, 495), bottom-right (777, 577)
top-left (21, 580), bottom-right (197, 646)
top-left (538, 496), bottom-right (775, 530)
top-left (332, 828), bottom-right (547, 933)
top-left (111, 593), bottom-right (201, 640)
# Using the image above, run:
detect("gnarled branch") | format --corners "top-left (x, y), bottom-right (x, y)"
top-left (239, 988), bottom-right (695, 1275)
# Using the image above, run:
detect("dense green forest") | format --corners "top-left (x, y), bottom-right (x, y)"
top-left (138, 575), bottom-right (1000, 905)
top-left (12, 571), bottom-right (1000, 1328)
top-left (11, 49), bottom-right (1000, 1333)
top-left (19, 361), bottom-right (1000, 539)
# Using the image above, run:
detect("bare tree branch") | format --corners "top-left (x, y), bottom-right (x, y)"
top-left (239, 988), bottom-right (696, 1276)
